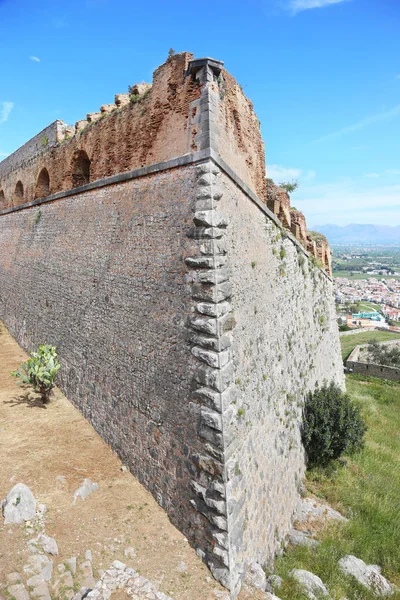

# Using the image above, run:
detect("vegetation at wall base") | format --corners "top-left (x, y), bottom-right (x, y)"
top-left (301, 382), bottom-right (366, 467)
top-left (274, 373), bottom-right (400, 599)
top-left (11, 344), bottom-right (60, 403)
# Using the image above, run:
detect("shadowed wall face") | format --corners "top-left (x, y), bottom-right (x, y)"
top-left (0, 165), bottom-right (221, 557)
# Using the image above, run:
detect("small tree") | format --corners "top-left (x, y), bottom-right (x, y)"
top-left (279, 180), bottom-right (299, 194)
top-left (12, 344), bottom-right (61, 404)
top-left (301, 381), bottom-right (366, 467)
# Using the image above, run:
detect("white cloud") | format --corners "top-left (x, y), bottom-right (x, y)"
top-left (288, 0), bottom-right (349, 15)
top-left (314, 104), bottom-right (400, 143)
top-left (295, 179), bottom-right (400, 226)
top-left (267, 164), bottom-right (316, 184)
top-left (364, 169), bottom-right (400, 179)
top-left (0, 102), bottom-right (13, 124)
top-left (29, 56), bottom-right (40, 63)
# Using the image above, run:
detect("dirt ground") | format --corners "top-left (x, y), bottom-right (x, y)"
top-left (0, 322), bottom-right (265, 600)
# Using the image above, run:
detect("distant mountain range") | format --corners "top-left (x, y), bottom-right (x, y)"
top-left (312, 224), bottom-right (400, 245)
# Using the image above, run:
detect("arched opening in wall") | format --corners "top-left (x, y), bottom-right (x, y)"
top-left (71, 150), bottom-right (91, 188)
top-left (35, 168), bottom-right (50, 199)
top-left (14, 181), bottom-right (24, 205)
top-left (0, 190), bottom-right (5, 210)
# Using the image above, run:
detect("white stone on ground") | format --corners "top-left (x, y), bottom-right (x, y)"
top-left (72, 478), bottom-right (99, 504)
top-left (124, 546), bottom-right (136, 559)
top-left (294, 497), bottom-right (347, 524)
top-left (6, 583), bottom-right (30, 600)
top-left (36, 533), bottom-right (59, 555)
top-left (244, 561), bottom-right (267, 590)
top-left (2, 483), bottom-right (37, 524)
top-left (85, 560), bottom-right (173, 599)
top-left (287, 528), bottom-right (319, 548)
top-left (176, 561), bottom-right (188, 573)
top-left (338, 555), bottom-right (393, 596)
top-left (266, 574), bottom-right (283, 591)
top-left (66, 556), bottom-right (77, 574)
top-left (290, 569), bottom-right (330, 599)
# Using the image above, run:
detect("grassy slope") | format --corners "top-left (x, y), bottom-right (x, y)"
top-left (274, 374), bottom-right (400, 599)
top-left (341, 330), bottom-right (400, 361)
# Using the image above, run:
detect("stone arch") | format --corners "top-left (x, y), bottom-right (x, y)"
top-left (71, 150), bottom-right (91, 188)
top-left (35, 168), bottom-right (50, 199)
top-left (13, 181), bottom-right (24, 205)
top-left (0, 189), bottom-right (5, 209)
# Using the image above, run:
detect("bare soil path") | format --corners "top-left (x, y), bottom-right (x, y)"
top-left (0, 321), bottom-right (245, 600)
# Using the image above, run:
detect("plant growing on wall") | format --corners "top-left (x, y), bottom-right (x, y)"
top-left (279, 180), bottom-right (298, 194)
top-left (11, 344), bottom-right (61, 404)
top-left (301, 381), bottom-right (366, 467)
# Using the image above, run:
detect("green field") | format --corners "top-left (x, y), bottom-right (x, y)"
top-left (340, 330), bottom-right (400, 361)
top-left (274, 374), bottom-right (400, 599)
top-left (358, 301), bottom-right (382, 312)
top-left (333, 270), bottom-right (400, 281)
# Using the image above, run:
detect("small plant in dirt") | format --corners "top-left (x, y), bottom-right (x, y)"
top-left (11, 344), bottom-right (61, 403)
top-left (301, 381), bottom-right (366, 467)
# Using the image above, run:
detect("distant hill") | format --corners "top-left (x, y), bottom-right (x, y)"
top-left (312, 224), bottom-right (400, 245)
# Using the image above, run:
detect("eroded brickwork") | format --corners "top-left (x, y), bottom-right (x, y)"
top-left (0, 53), bottom-right (201, 209)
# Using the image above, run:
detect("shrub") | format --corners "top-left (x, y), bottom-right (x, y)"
top-left (279, 180), bottom-right (298, 194)
top-left (301, 381), bottom-right (366, 467)
top-left (11, 344), bottom-right (61, 403)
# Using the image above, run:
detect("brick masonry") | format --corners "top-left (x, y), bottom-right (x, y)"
top-left (0, 54), bottom-right (344, 596)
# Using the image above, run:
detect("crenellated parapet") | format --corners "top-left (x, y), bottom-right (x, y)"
top-left (265, 178), bottom-right (332, 275)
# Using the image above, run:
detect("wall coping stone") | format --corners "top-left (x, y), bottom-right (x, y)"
top-left (0, 147), bottom-right (332, 282)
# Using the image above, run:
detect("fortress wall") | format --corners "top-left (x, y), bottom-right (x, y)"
top-left (218, 171), bottom-right (344, 585)
top-left (0, 120), bottom-right (65, 183)
top-left (0, 54), bottom-right (342, 596)
top-left (0, 163), bottom-right (224, 558)
top-left (215, 70), bottom-right (266, 203)
top-left (0, 53), bottom-right (201, 209)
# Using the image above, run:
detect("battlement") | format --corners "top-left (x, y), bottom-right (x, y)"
top-left (0, 52), bottom-right (265, 212)
top-left (0, 52), bottom-right (332, 275)
top-left (266, 178), bottom-right (332, 274)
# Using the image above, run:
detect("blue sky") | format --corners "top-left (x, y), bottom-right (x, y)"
top-left (0, 0), bottom-right (399, 226)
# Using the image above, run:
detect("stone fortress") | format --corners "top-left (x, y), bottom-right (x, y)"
top-left (0, 53), bottom-right (343, 596)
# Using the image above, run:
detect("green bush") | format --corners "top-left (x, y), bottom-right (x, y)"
top-left (11, 344), bottom-right (61, 403)
top-left (301, 381), bottom-right (366, 467)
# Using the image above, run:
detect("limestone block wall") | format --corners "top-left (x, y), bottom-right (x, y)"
top-left (217, 171), bottom-right (344, 591)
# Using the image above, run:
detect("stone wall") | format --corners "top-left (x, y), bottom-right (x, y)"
top-left (218, 170), bottom-right (344, 592)
top-left (0, 53), bottom-right (342, 597)
top-left (0, 164), bottom-right (223, 560)
top-left (346, 341), bottom-right (400, 382)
